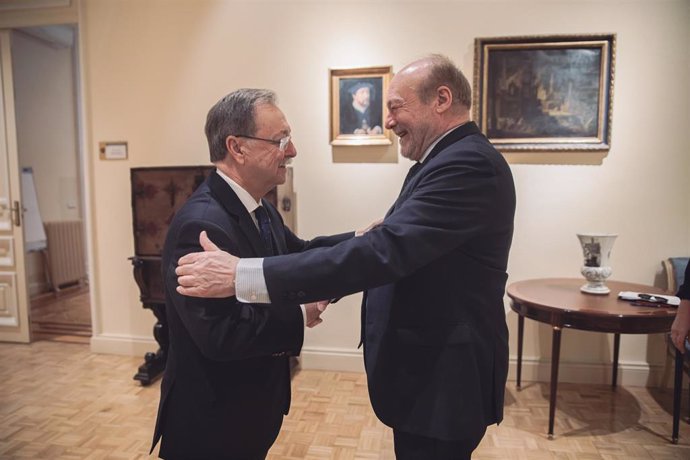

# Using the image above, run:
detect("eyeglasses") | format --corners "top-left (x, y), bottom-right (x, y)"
top-left (235, 134), bottom-right (291, 152)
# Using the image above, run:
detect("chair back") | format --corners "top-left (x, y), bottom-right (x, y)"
top-left (663, 257), bottom-right (690, 294)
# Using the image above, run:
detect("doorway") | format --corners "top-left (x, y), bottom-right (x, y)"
top-left (11, 25), bottom-right (90, 343)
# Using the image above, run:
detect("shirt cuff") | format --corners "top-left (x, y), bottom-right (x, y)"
top-left (236, 258), bottom-right (271, 304)
top-left (300, 304), bottom-right (306, 327)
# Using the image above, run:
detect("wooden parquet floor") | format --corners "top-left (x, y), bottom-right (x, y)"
top-left (1, 341), bottom-right (689, 459)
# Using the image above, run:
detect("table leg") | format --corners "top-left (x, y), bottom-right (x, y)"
top-left (517, 312), bottom-right (524, 389)
top-left (548, 326), bottom-right (562, 439)
top-left (672, 347), bottom-right (682, 444)
top-left (612, 333), bottom-right (620, 389)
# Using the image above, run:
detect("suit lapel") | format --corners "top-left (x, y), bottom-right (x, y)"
top-left (392, 121), bottom-right (481, 207)
top-left (207, 171), bottom-right (267, 256)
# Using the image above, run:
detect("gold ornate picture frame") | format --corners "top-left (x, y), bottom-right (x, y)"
top-left (329, 66), bottom-right (393, 146)
top-left (473, 34), bottom-right (616, 152)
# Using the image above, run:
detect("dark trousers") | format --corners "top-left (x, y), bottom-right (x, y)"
top-left (161, 453), bottom-right (267, 460)
top-left (160, 441), bottom-right (271, 460)
top-left (393, 426), bottom-right (486, 460)
top-left (158, 413), bottom-right (282, 460)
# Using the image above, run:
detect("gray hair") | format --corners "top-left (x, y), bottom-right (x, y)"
top-left (416, 54), bottom-right (472, 110)
top-left (205, 88), bottom-right (277, 162)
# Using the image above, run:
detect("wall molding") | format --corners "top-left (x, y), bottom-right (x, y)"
top-left (89, 339), bottom-right (669, 388)
top-left (90, 333), bottom-right (157, 357)
top-left (0, 1), bottom-right (77, 29)
top-left (300, 350), bottom-right (668, 387)
top-left (509, 355), bottom-right (667, 388)
top-left (299, 346), bottom-right (365, 373)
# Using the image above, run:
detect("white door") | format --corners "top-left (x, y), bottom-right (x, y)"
top-left (0, 29), bottom-right (30, 342)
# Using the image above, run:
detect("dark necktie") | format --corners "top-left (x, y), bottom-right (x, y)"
top-left (401, 161), bottom-right (423, 190)
top-left (254, 205), bottom-right (274, 256)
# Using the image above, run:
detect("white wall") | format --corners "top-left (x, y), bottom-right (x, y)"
top-left (78, 0), bottom-right (690, 385)
top-left (13, 29), bottom-right (81, 223)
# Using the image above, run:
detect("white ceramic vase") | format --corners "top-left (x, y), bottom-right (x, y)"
top-left (576, 233), bottom-right (618, 295)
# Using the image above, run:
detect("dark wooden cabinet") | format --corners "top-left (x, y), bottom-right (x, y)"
top-left (130, 166), bottom-right (213, 385)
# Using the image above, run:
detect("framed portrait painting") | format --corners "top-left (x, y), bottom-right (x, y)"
top-left (330, 66), bottom-right (393, 146)
top-left (473, 34), bottom-right (616, 152)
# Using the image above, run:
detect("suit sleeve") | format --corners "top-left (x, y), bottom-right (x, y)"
top-left (166, 219), bottom-right (304, 362)
top-left (678, 262), bottom-right (690, 300)
top-left (263, 147), bottom-right (514, 305)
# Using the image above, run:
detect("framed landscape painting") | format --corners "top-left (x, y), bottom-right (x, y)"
top-left (473, 34), bottom-right (616, 152)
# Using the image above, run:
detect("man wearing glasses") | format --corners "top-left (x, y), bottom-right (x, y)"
top-left (150, 89), bottom-right (345, 459)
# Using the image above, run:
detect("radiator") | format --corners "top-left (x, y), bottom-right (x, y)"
top-left (44, 220), bottom-right (86, 290)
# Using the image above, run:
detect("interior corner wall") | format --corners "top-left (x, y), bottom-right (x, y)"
top-left (81, 0), bottom-right (690, 385)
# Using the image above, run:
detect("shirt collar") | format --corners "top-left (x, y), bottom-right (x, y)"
top-left (215, 168), bottom-right (263, 214)
top-left (418, 122), bottom-right (468, 164)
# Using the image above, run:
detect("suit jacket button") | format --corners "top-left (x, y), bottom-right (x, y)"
top-left (297, 291), bottom-right (306, 298)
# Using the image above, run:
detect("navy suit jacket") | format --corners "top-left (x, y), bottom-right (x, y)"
top-left (262, 122), bottom-right (516, 441)
top-left (151, 171), bottom-right (351, 458)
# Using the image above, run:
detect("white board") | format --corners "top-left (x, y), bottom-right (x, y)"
top-left (20, 167), bottom-right (46, 251)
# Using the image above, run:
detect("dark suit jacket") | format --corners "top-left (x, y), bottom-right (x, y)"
top-left (261, 122), bottom-right (516, 442)
top-left (151, 171), bottom-right (351, 458)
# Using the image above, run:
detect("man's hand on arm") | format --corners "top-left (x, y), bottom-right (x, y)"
top-left (176, 231), bottom-right (239, 298)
